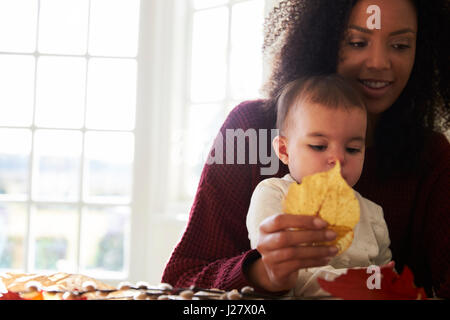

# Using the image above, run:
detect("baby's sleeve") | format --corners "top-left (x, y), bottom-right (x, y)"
top-left (246, 179), bottom-right (287, 249)
top-left (372, 206), bottom-right (392, 266)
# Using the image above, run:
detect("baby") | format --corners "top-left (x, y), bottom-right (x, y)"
top-left (246, 74), bottom-right (392, 297)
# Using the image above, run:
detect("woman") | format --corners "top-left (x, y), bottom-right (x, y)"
top-left (162, 0), bottom-right (450, 298)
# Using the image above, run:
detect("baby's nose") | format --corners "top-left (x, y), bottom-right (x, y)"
top-left (327, 157), bottom-right (346, 180)
top-left (328, 152), bottom-right (345, 166)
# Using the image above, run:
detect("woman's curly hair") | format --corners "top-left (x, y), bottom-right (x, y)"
top-left (263, 0), bottom-right (450, 179)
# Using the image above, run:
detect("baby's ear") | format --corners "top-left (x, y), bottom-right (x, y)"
top-left (272, 135), bottom-right (289, 165)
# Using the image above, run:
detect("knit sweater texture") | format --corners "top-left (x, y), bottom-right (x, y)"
top-left (162, 100), bottom-right (450, 298)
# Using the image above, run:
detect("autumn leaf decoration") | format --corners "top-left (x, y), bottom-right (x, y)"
top-left (0, 291), bottom-right (26, 300)
top-left (0, 290), bottom-right (87, 300)
top-left (317, 265), bottom-right (427, 300)
top-left (0, 291), bottom-right (44, 300)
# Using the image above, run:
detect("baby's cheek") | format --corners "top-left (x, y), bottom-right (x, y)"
top-left (349, 162), bottom-right (364, 187)
top-left (288, 166), bottom-right (304, 184)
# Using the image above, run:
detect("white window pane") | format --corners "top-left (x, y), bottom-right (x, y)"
top-left (88, 0), bottom-right (140, 57)
top-left (35, 57), bottom-right (86, 129)
top-left (0, 129), bottom-right (31, 199)
top-left (80, 206), bottom-right (129, 274)
top-left (230, 0), bottom-right (264, 100)
top-left (0, 55), bottom-right (35, 126)
top-left (184, 104), bottom-right (224, 197)
top-left (38, 0), bottom-right (89, 55)
top-left (32, 130), bottom-right (82, 201)
top-left (0, 203), bottom-right (27, 270)
top-left (191, 7), bottom-right (229, 102)
top-left (86, 58), bottom-right (137, 130)
top-left (84, 132), bottom-right (134, 203)
top-left (30, 204), bottom-right (78, 273)
top-left (0, 0), bottom-right (38, 52)
top-left (193, 0), bottom-right (228, 9)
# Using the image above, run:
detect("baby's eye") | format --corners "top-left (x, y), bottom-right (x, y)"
top-left (309, 145), bottom-right (327, 151)
top-left (346, 147), bottom-right (361, 154)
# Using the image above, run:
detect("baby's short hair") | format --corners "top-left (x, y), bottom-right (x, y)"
top-left (275, 74), bottom-right (366, 134)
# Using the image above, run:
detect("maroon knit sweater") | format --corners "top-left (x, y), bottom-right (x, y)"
top-left (162, 100), bottom-right (450, 298)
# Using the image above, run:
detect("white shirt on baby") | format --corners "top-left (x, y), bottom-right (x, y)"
top-left (246, 174), bottom-right (392, 297)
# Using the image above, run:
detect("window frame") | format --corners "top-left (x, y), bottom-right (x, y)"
top-left (0, 0), bottom-right (141, 283)
top-left (131, 0), bottom-right (272, 285)
top-left (0, 0), bottom-right (273, 285)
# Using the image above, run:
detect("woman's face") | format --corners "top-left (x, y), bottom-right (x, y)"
top-left (337, 0), bottom-right (417, 114)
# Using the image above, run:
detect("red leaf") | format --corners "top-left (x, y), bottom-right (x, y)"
top-left (0, 291), bottom-right (25, 300)
top-left (317, 264), bottom-right (427, 300)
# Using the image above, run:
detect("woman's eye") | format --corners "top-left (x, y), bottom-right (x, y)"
top-left (348, 41), bottom-right (367, 48)
top-left (346, 147), bottom-right (361, 154)
top-left (392, 43), bottom-right (411, 50)
top-left (309, 145), bottom-right (326, 151)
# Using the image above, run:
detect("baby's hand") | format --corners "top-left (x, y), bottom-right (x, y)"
top-left (246, 213), bottom-right (338, 293)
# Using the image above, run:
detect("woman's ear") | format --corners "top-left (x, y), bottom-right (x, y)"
top-left (273, 135), bottom-right (289, 165)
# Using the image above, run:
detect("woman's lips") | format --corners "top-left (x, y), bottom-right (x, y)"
top-left (358, 79), bottom-right (393, 99)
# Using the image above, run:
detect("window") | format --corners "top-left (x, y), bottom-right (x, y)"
top-left (168, 0), bottom-right (266, 207)
top-left (0, 0), bottom-right (270, 284)
top-left (0, 0), bottom-right (139, 280)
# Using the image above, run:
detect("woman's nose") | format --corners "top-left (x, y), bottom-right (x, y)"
top-left (365, 42), bottom-right (391, 70)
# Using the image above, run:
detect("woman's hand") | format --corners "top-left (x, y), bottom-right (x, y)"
top-left (246, 213), bottom-right (338, 293)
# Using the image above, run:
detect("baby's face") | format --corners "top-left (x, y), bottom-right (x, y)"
top-left (283, 102), bottom-right (366, 187)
